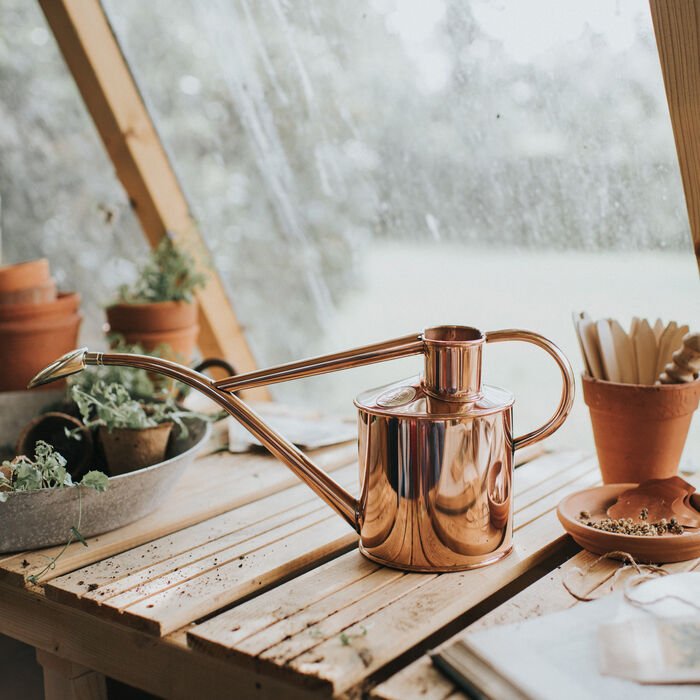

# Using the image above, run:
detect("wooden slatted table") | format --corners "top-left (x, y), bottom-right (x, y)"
top-left (0, 424), bottom-right (599, 700)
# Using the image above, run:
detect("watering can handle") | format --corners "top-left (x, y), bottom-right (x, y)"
top-left (486, 329), bottom-right (575, 451)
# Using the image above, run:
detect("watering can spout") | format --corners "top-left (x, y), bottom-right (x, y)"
top-left (29, 348), bottom-right (363, 532)
top-left (28, 347), bottom-right (91, 388)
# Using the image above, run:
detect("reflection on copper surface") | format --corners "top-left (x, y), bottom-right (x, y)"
top-left (29, 325), bottom-right (574, 572)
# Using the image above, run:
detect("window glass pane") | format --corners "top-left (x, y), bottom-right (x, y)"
top-left (90, 2), bottom-right (700, 451)
top-left (0, 0), bottom-right (148, 345)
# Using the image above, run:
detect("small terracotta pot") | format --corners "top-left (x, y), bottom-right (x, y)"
top-left (0, 259), bottom-right (50, 293)
top-left (0, 278), bottom-right (57, 306)
top-left (0, 291), bottom-right (79, 323)
top-left (98, 423), bottom-right (173, 475)
top-left (0, 312), bottom-right (82, 392)
top-left (106, 300), bottom-right (199, 362)
top-left (582, 375), bottom-right (700, 484)
top-left (16, 412), bottom-right (93, 479)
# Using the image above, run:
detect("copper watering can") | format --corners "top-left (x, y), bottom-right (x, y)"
top-left (30, 325), bottom-right (574, 572)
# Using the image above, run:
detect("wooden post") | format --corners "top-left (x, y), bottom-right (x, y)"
top-left (650, 0), bottom-right (700, 271)
top-left (36, 649), bottom-right (107, 700)
top-left (38, 0), bottom-right (270, 398)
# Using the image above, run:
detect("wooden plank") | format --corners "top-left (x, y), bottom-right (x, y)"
top-left (513, 466), bottom-right (600, 530)
top-left (513, 452), bottom-right (597, 517)
top-left (511, 450), bottom-right (588, 497)
top-left (650, 0), bottom-right (700, 269)
top-left (0, 442), bottom-right (356, 586)
top-left (187, 454), bottom-right (597, 697)
top-left (38, 0), bottom-right (269, 385)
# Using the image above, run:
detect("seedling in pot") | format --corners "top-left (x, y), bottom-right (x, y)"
top-left (116, 235), bottom-right (206, 304)
top-left (69, 337), bottom-right (191, 402)
top-left (106, 236), bottom-right (207, 364)
top-left (69, 382), bottom-right (209, 475)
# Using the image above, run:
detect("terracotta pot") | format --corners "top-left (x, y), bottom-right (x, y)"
top-left (0, 278), bottom-right (57, 306)
top-left (582, 375), bottom-right (700, 484)
top-left (98, 423), bottom-right (173, 475)
top-left (0, 312), bottom-right (82, 392)
top-left (0, 259), bottom-right (50, 293)
top-left (16, 412), bottom-right (93, 479)
top-left (106, 300), bottom-right (199, 362)
top-left (0, 291), bottom-right (79, 323)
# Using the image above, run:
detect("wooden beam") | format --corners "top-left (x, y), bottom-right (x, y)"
top-left (650, 0), bottom-right (700, 271)
top-left (38, 0), bottom-right (270, 398)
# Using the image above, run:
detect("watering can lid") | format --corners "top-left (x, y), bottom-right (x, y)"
top-left (354, 375), bottom-right (514, 419)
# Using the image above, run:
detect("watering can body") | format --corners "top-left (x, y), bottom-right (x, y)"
top-left (30, 325), bottom-right (574, 572)
top-left (355, 376), bottom-right (515, 570)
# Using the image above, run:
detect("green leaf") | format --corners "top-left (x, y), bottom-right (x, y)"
top-left (70, 527), bottom-right (88, 547)
top-left (80, 471), bottom-right (109, 492)
top-left (13, 460), bottom-right (43, 491)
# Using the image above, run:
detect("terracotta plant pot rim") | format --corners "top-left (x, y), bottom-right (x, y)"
top-left (582, 374), bottom-right (700, 419)
top-left (0, 278), bottom-right (57, 306)
top-left (0, 291), bottom-right (80, 321)
top-left (0, 258), bottom-right (50, 292)
top-left (0, 313), bottom-right (82, 334)
top-left (582, 374), bottom-right (700, 393)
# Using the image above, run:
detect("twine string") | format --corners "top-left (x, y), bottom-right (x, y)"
top-left (562, 551), bottom-right (667, 602)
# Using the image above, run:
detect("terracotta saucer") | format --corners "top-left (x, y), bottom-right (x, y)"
top-left (558, 484), bottom-right (700, 564)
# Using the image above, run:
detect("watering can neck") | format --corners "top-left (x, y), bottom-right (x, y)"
top-left (422, 325), bottom-right (485, 401)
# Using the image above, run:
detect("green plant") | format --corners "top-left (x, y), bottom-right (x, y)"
top-left (116, 235), bottom-right (206, 304)
top-left (68, 337), bottom-right (190, 401)
top-left (0, 441), bottom-right (108, 502)
top-left (70, 381), bottom-right (206, 438)
top-left (0, 442), bottom-right (108, 585)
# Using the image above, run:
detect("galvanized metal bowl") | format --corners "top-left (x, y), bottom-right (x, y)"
top-left (0, 417), bottom-right (211, 553)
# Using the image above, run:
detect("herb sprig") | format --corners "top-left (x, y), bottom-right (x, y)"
top-left (70, 382), bottom-right (207, 438)
top-left (0, 441), bottom-right (108, 502)
top-left (116, 235), bottom-right (206, 304)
